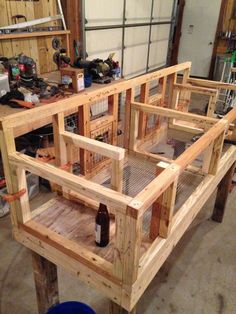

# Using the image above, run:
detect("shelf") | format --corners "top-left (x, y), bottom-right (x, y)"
top-left (0, 30), bottom-right (70, 40)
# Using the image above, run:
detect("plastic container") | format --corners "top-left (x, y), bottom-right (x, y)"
top-left (46, 301), bottom-right (96, 314)
top-left (0, 73), bottom-right (10, 97)
top-left (84, 74), bottom-right (92, 88)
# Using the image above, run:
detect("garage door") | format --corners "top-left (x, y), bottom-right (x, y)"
top-left (82, 0), bottom-right (177, 78)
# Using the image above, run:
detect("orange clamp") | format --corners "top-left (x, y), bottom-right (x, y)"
top-left (59, 162), bottom-right (72, 171)
top-left (2, 188), bottom-right (26, 203)
top-left (37, 155), bottom-right (55, 162)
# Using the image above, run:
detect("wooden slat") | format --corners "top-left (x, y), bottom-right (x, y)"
top-left (188, 77), bottom-right (236, 91)
top-left (62, 131), bottom-right (125, 161)
top-left (138, 82), bottom-right (150, 139)
top-left (111, 159), bottom-right (124, 193)
top-left (207, 90), bottom-right (219, 117)
top-left (124, 89), bottom-right (134, 149)
top-left (9, 152), bottom-right (133, 214)
top-left (15, 167), bottom-right (31, 223)
top-left (0, 62), bottom-right (192, 130)
top-left (132, 101), bottom-right (218, 127)
top-left (149, 163), bottom-right (168, 240)
top-left (129, 108), bottom-right (139, 151)
top-left (208, 131), bottom-right (225, 175)
top-left (174, 83), bottom-right (218, 96)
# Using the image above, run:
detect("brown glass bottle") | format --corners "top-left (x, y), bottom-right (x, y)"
top-left (95, 203), bottom-right (110, 247)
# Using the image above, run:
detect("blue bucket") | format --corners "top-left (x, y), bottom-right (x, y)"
top-left (46, 301), bottom-right (96, 314)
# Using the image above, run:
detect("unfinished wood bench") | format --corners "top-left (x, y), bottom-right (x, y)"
top-left (0, 62), bottom-right (236, 314)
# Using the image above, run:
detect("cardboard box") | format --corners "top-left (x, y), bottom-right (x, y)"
top-left (60, 67), bottom-right (85, 93)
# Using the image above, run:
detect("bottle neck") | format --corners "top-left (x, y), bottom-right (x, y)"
top-left (98, 203), bottom-right (107, 212)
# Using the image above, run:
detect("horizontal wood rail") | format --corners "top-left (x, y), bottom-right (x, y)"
top-left (61, 131), bottom-right (125, 160)
top-left (174, 83), bottom-right (218, 96)
top-left (131, 101), bottom-right (218, 127)
top-left (9, 152), bottom-right (132, 214)
top-left (188, 78), bottom-right (236, 91)
top-left (0, 62), bottom-right (192, 131)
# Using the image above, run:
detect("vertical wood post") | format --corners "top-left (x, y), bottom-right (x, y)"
top-left (52, 112), bottom-right (67, 167)
top-left (113, 211), bottom-right (141, 314)
top-left (111, 159), bottom-right (124, 193)
top-left (208, 130), bottom-right (225, 175)
top-left (149, 162), bottom-right (168, 240)
top-left (78, 104), bottom-right (91, 175)
top-left (207, 91), bottom-right (218, 117)
top-left (124, 89), bottom-right (134, 149)
top-left (168, 73), bottom-right (177, 109)
top-left (212, 162), bottom-right (236, 223)
top-left (0, 128), bottom-right (22, 226)
top-left (109, 302), bottom-right (137, 314)
top-left (179, 68), bottom-right (191, 112)
top-left (32, 252), bottom-right (59, 314)
top-left (150, 162), bottom-right (178, 239)
top-left (129, 108), bottom-right (139, 151)
top-left (108, 93), bottom-right (119, 146)
top-left (15, 167), bottom-right (31, 223)
top-left (138, 82), bottom-right (150, 139)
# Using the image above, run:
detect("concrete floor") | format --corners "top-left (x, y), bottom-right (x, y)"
top-left (0, 186), bottom-right (236, 314)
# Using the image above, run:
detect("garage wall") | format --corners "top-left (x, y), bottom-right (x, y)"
top-left (0, 0), bottom-right (62, 74)
top-left (83, 0), bottom-right (176, 78)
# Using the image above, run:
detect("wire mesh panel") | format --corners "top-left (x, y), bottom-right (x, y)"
top-left (89, 123), bottom-right (113, 168)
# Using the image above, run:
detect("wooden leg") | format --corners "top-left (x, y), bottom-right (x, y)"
top-left (109, 301), bottom-right (137, 314)
top-left (32, 251), bottom-right (59, 314)
top-left (212, 162), bottom-right (236, 223)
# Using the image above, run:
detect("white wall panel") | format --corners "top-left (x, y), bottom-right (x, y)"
top-left (125, 26), bottom-right (149, 46)
top-left (123, 44), bottom-right (149, 78)
top-left (123, 26), bottom-right (149, 77)
top-left (125, 0), bottom-right (152, 23)
top-left (148, 24), bottom-right (170, 70)
top-left (85, 0), bottom-right (123, 26)
top-left (153, 0), bottom-right (174, 21)
top-left (86, 29), bottom-right (122, 63)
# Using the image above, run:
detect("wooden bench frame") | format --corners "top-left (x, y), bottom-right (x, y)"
top-left (0, 62), bottom-right (236, 314)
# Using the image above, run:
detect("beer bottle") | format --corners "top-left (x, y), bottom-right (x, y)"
top-left (95, 203), bottom-right (110, 247)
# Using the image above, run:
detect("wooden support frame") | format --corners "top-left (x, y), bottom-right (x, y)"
top-left (1, 62), bottom-right (236, 314)
top-left (32, 251), bottom-right (59, 314)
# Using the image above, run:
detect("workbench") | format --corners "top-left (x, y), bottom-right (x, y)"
top-left (0, 62), bottom-right (236, 314)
